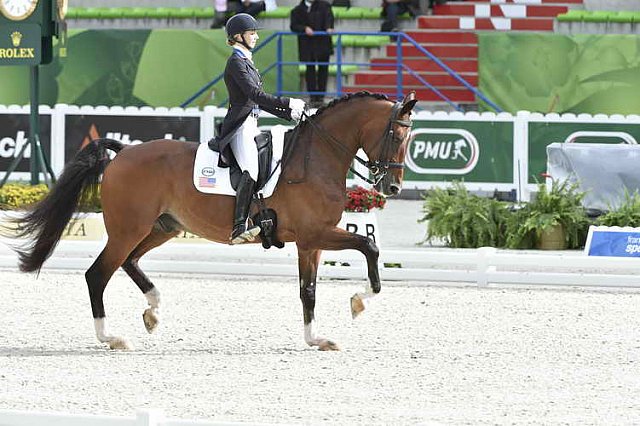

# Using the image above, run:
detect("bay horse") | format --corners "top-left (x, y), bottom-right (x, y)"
top-left (10, 91), bottom-right (417, 351)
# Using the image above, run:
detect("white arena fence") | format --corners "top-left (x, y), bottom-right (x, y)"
top-left (1, 238), bottom-right (640, 289)
top-left (0, 408), bottom-right (275, 426)
top-left (4, 104), bottom-right (640, 201)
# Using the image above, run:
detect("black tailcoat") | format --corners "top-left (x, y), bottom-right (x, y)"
top-left (216, 49), bottom-right (292, 166)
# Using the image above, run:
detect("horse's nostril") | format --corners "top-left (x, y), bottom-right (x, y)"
top-left (390, 184), bottom-right (401, 195)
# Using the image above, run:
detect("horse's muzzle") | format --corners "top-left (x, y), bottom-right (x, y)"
top-left (389, 184), bottom-right (401, 195)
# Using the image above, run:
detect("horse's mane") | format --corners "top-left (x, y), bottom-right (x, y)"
top-left (294, 91), bottom-right (390, 132)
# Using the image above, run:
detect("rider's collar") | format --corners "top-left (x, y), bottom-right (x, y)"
top-left (233, 45), bottom-right (253, 62)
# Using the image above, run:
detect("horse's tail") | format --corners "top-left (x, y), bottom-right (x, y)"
top-left (10, 138), bottom-right (124, 273)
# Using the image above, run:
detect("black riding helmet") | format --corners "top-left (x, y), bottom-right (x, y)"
top-left (225, 13), bottom-right (261, 41)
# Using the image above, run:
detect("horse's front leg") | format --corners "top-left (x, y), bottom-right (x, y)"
top-left (317, 227), bottom-right (380, 319)
top-left (297, 247), bottom-right (340, 351)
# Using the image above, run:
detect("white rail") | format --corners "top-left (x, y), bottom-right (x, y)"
top-left (1, 240), bottom-right (639, 288)
top-left (0, 409), bottom-right (275, 426)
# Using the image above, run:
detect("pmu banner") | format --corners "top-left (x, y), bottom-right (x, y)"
top-left (64, 114), bottom-right (201, 163)
top-left (0, 111), bottom-right (52, 174)
top-left (404, 118), bottom-right (514, 186)
top-left (527, 121), bottom-right (640, 184)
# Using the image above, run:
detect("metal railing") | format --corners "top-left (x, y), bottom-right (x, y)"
top-left (181, 31), bottom-right (502, 112)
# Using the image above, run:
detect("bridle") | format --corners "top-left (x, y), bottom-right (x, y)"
top-left (302, 101), bottom-right (412, 185)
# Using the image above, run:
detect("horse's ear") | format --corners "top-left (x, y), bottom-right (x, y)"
top-left (400, 91), bottom-right (418, 115)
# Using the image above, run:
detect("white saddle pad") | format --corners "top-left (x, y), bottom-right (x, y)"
top-left (193, 125), bottom-right (289, 198)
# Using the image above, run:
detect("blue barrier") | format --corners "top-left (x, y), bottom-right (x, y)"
top-left (181, 31), bottom-right (502, 112)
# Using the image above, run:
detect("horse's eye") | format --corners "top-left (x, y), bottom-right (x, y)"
top-left (393, 131), bottom-right (405, 145)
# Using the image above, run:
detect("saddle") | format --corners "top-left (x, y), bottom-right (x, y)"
top-left (207, 130), bottom-right (290, 249)
top-left (208, 131), bottom-right (274, 192)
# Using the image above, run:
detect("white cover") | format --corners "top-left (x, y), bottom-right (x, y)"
top-left (192, 125), bottom-right (288, 198)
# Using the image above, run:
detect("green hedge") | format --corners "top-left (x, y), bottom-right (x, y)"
top-left (66, 6), bottom-right (404, 20)
top-left (557, 10), bottom-right (640, 23)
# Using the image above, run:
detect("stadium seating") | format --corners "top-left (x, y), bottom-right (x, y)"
top-left (65, 6), bottom-right (412, 31)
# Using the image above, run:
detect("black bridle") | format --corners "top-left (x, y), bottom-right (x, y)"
top-left (302, 101), bottom-right (412, 185)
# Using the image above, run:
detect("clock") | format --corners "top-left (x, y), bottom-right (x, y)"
top-left (0, 0), bottom-right (39, 21)
top-left (56, 0), bottom-right (66, 19)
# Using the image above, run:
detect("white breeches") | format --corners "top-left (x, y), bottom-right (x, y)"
top-left (230, 115), bottom-right (260, 181)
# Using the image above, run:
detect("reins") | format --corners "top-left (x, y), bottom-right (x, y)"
top-left (300, 101), bottom-right (411, 185)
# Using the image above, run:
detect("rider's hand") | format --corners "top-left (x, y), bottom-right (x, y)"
top-left (289, 98), bottom-right (306, 122)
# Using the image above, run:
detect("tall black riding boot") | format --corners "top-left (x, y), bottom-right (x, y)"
top-left (230, 171), bottom-right (261, 245)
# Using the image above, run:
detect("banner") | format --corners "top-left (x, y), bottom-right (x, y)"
top-left (405, 119), bottom-right (513, 184)
top-left (479, 33), bottom-right (640, 115)
top-left (585, 226), bottom-right (640, 257)
top-left (64, 114), bottom-right (200, 163)
top-left (0, 111), bottom-right (51, 173)
top-left (0, 29), bottom-right (299, 108)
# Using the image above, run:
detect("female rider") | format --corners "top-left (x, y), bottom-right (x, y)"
top-left (209, 13), bottom-right (306, 244)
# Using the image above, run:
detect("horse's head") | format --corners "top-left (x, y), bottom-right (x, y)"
top-left (363, 92), bottom-right (417, 196)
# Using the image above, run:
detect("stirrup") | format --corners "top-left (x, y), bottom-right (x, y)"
top-left (230, 225), bottom-right (261, 245)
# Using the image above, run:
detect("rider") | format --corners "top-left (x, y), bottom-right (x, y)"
top-left (209, 13), bottom-right (306, 245)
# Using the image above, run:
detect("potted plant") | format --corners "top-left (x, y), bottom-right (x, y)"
top-left (505, 178), bottom-right (590, 250)
top-left (419, 182), bottom-right (510, 248)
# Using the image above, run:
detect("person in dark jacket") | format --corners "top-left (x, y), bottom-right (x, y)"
top-left (290, 0), bottom-right (334, 108)
top-left (208, 13), bottom-right (306, 244)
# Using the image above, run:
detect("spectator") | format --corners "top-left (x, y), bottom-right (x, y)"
top-left (290, 0), bottom-right (334, 108)
top-left (211, 0), bottom-right (228, 28)
top-left (380, 0), bottom-right (422, 38)
top-left (231, 0), bottom-right (277, 18)
top-left (211, 0), bottom-right (277, 29)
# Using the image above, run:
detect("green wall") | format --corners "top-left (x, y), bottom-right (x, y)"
top-left (479, 32), bottom-right (640, 115)
top-left (0, 29), bottom-right (299, 108)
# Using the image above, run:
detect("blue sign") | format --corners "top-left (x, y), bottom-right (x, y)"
top-left (586, 226), bottom-right (640, 257)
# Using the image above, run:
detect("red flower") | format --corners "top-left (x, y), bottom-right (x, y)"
top-left (344, 186), bottom-right (386, 212)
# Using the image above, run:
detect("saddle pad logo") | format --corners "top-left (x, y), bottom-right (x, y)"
top-left (201, 167), bottom-right (215, 176)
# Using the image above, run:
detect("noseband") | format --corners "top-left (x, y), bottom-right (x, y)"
top-left (303, 101), bottom-right (412, 185)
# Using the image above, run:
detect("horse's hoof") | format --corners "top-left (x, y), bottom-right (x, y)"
top-left (108, 337), bottom-right (133, 351)
top-left (318, 340), bottom-right (340, 351)
top-left (143, 308), bottom-right (159, 334)
top-left (350, 294), bottom-right (365, 319)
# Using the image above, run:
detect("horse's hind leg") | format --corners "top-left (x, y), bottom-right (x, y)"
top-left (121, 223), bottom-right (181, 334)
top-left (86, 236), bottom-right (147, 350)
top-left (297, 248), bottom-right (339, 351)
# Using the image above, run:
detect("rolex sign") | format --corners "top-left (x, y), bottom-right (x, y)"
top-left (0, 24), bottom-right (41, 65)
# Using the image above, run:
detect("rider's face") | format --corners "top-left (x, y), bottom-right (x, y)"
top-left (242, 30), bottom-right (259, 49)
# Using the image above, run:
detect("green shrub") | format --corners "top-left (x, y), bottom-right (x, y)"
top-left (597, 189), bottom-right (640, 227)
top-left (419, 179), bottom-right (591, 250)
top-left (419, 182), bottom-right (510, 248)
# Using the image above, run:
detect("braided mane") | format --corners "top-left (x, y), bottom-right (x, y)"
top-left (294, 91), bottom-right (389, 132)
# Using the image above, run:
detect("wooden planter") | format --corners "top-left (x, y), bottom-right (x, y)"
top-left (536, 223), bottom-right (567, 250)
